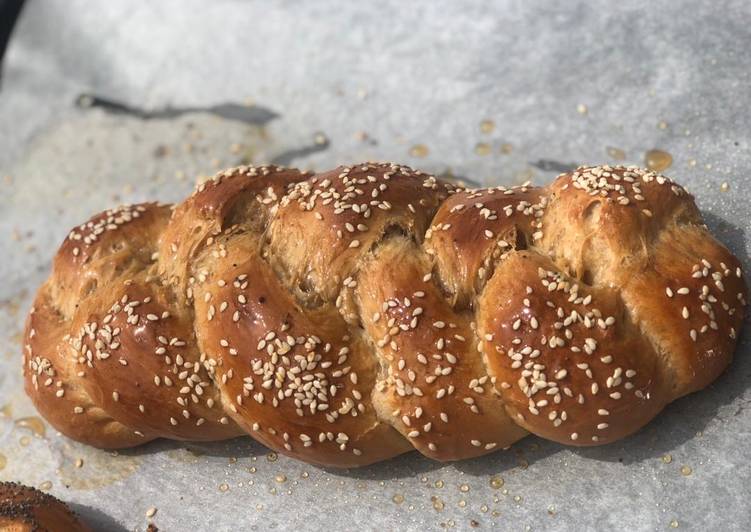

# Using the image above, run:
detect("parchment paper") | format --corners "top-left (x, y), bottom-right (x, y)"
top-left (1, 1), bottom-right (749, 530)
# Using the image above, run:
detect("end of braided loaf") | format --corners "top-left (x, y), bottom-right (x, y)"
top-left (23, 163), bottom-right (747, 466)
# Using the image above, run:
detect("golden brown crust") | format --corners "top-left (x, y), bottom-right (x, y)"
top-left (192, 232), bottom-right (410, 466)
top-left (427, 182), bottom-right (547, 307)
top-left (358, 238), bottom-right (528, 459)
top-left (23, 163), bottom-right (746, 466)
top-left (478, 251), bottom-right (670, 445)
top-left (0, 482), bottom-right (90, 532)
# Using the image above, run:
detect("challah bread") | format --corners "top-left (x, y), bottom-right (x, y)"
top-left (23, 163), bottom-right (746, 467)
top-left (0, 481), bottom-right (90, 532)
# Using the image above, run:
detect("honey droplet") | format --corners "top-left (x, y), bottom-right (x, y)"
top-left (0, 452), bottom-right (7, 471)
top-left (15, 417), bottom-right (47, 438)
top-left (500, 143), bottom-right (513, 155)
top-left (275, 474), bottom-right (287, 483)
top-left (490, 476), bottom-right (504, 489)
top-left (480, 119), bottom-right (495, 134)
top-left (0, 404), bottom-right (12, 418)
top-left (670, 519), bottom-right (679, 528)
top-left (688, 159), bottom-right (697, 167)
top-left (219, 482), bottom-right (230, 492)
top-left (266, 452), bottom-right (278, 462)
top-left (458, 499), bottom-right (467, 508)
top-left (658, 121), bottom-right (668, 130)
top-left (434, 480), bottom-right (444, 488)
top-left (459, 483), bottom-right (470, 493)
top-left (606, 147), bottom-right (626, 161)
top-left (720, 182), bottom-right (729, 192)
top-left (19, 436), bottom-right (31, 447)
top-left (39, 481), bottom-right (52, 491)
top-left (645, 149), bottom-right (673, 172)
top-left (301, 471), bottom-right (309, 479)
top-left (480, 505), bottom-right (489, 513)
top-left (577, 103), bottom-right (588, 115)
top-left (409, 144), bottom-right (429, 158)
top-left (475, 142), bottom-right (492, 156)
top-left (392, 493), bottom-right (405, 504)
top-left (662, 454), bottom-right (672, 464)
top-left (431, 496), bottom-right (445, 511)
top-left (680, 465), bottom-right (692, 476)
top-left (513, 495), bottom-right (522, 503)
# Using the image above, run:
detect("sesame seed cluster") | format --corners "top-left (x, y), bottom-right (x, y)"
top-left (23, 163), bottom-right (746, 467)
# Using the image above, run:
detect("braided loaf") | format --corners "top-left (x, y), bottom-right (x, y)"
top-left (23, 163), bottom-right (746, 467)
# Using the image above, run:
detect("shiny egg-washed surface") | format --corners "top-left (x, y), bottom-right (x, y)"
top-left (24, 162), bottom-right (745, 467)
